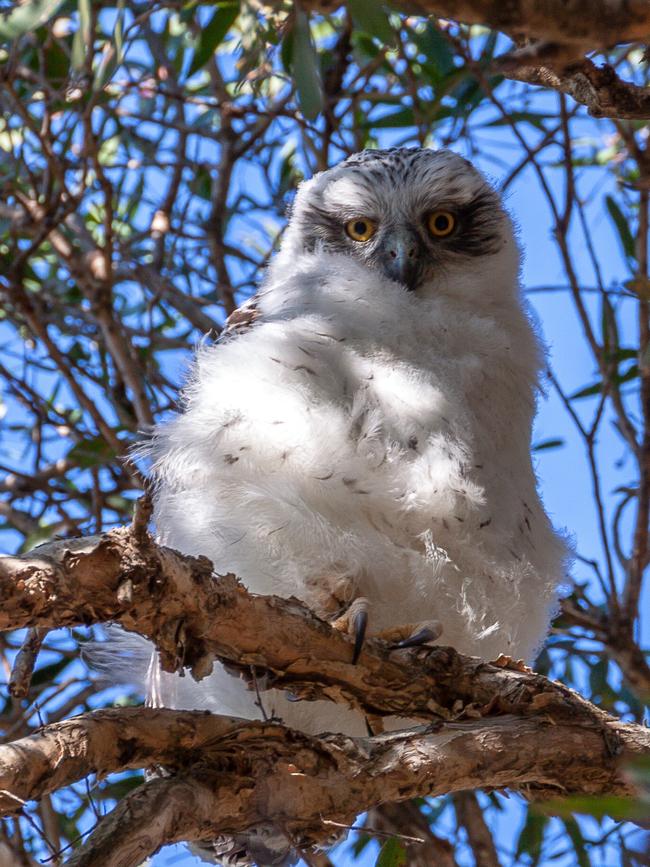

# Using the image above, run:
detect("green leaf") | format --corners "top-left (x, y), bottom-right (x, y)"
top-left (0, 0), bottom-right (64, 41)
top-left (98, 133), bottom-right (121, 166)
top-left (365, 107), bottom-right (415, 129)
top-left (515, 812), bottom-right (548, 864)
top-left (561, 817), bottom-right (590, 867)
top-left (570, 363), bottom-right (639, 399)
top-left (44, 38), bottom-right (69, 84)
top-left (539, 795), bottom-right (650, 822)
top-left (412, 22), bottom-right (454, 76)
top-left (31, 656), bottom-right (71, 687)
top-left (66, 436), bottom-right (117, 469)
top-left (188, 2), bottom-right (239, 76)
top-left (352, 833), bottom-right (372, 856)
top-left (71, 0), bottom-right (91, 71)
top-left (605, 194), bottom-right (635, 263)
top-left (280, 23), bottom-right (294, 73)
top-left (347, 0), bottom-right (394, 45)
top-left (375, 838), bottom-right (407, 867)
top-left (484, 110), bottom-right (551, 130)
top-left (96, 773), bottom-right (143, 800)
top-left (291, 8), bottom-right (322, 120)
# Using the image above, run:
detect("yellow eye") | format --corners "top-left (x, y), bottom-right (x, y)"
top-left (427, 210), bottom-right (456, 237)
top-left (345, 217), bottom-right (377, 242)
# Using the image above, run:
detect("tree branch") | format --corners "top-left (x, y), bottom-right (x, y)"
top-left (503, 59), bottom-right (650, 120)
top-left (369, 801), bottom-right (458, 867)
top-left (0, 525), bottom-right (628, 725)
top-left (0, 707), bottom-right (647, 867)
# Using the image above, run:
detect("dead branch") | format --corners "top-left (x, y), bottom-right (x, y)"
top-left (8, 628), bottom-right (48, 699)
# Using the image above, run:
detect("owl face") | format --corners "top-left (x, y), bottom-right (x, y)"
top-left (284, 148), bottom-right (512, 294)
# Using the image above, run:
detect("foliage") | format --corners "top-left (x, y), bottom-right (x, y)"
top-left (0, 1), bottom-right (648, 865)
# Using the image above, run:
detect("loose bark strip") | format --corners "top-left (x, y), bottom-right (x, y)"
top-left (0, 707), bottom-right (646, 867)
top-left (8, 628), bottom-right (48, 699)
top-left (0, 527), bottom-right (622, 724)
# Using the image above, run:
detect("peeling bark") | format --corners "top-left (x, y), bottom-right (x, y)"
top-left (293, 0), bottom-right (650, 50)
top-left (0, 707), bottom-right (647, 867)
top-left (0, 527), bottom-right (626, 724)
top-left (1, 527), bottom-right (649, 864)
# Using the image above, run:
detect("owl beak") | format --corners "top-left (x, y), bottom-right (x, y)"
top-left (381, 229), bottom-right (423, 292)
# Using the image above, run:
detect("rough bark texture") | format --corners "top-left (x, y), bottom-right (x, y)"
top-left (1, 526), bottom-right (649, 864)
top-left (0, 526), bottom-right (630, 723)
top-left (504, 59), bottom-right (650, 119)
top-left (0, 707), bottom-right (647, 867)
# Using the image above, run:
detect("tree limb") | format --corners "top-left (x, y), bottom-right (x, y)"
top-left (369, 801), bottom-right (458, 867)
top-left (0, 525), bottom-right (627, 725)
top-left (504, 59), bottom-right (650, 120)
top-left (0, 706), bottom-right (647, 866)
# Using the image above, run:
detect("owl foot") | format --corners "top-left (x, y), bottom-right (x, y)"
top-left (331, 596), bottom-right (370, 664)
top-left (376, 620), bottom-right (443, 650)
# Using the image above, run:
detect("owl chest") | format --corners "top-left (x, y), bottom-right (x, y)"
top-left (345, 349), bottom-right (490, 454)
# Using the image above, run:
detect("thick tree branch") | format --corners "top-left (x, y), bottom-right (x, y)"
top-left (0, 525), bottom-right (626, 725)
top-left (396, 1), bottom-right (650, 50)
top-left (0, 707), bottom-right (647, 867)
top-left (1, 525), bottom-right (649, 862)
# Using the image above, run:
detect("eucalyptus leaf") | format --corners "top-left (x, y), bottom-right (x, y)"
top-left (188, 2), bottom-right (239, 76)
top-left (375, 838), bottom-right (407, 867)
top-left (291, 8), bottom-right (322, 120)
top-left (605, 194), bottom-right (635, 263)
top-left (347, 0), bottom-right (394, 45)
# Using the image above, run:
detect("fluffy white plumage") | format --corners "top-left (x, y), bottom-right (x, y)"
top-left (120, 147), bottom-right (567, 744)
top-left (93, 147), bottom-right (570, 865)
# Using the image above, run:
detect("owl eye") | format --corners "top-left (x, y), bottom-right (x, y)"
top-left (345, 218), bottom-right (378, 242)
top-left (427, 210), bottom-right (456, 237)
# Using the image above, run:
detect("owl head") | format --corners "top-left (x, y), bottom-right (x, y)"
top-left (276, 147), bottom-right (518, 299)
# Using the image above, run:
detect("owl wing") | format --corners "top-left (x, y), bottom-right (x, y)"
top-left (217, 294), bottom-right (262, 343)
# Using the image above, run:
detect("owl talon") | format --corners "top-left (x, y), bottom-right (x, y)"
top-left (332, 596), bottom-right (370, 663)
top-left (376, 619), bottom-right (443, 650)
top-left (352, 608), bottom-right (368, 664)
top-left (393, 623), bottom-right (441, 649)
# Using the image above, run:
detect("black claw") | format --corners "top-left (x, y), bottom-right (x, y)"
top-left (393, 626), bottom-right (437, 650)
top-left (352, 609), bottom-right (368, 664)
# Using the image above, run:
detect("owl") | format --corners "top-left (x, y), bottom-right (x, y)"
top-left (110, 147), bottom-right (567, 863)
